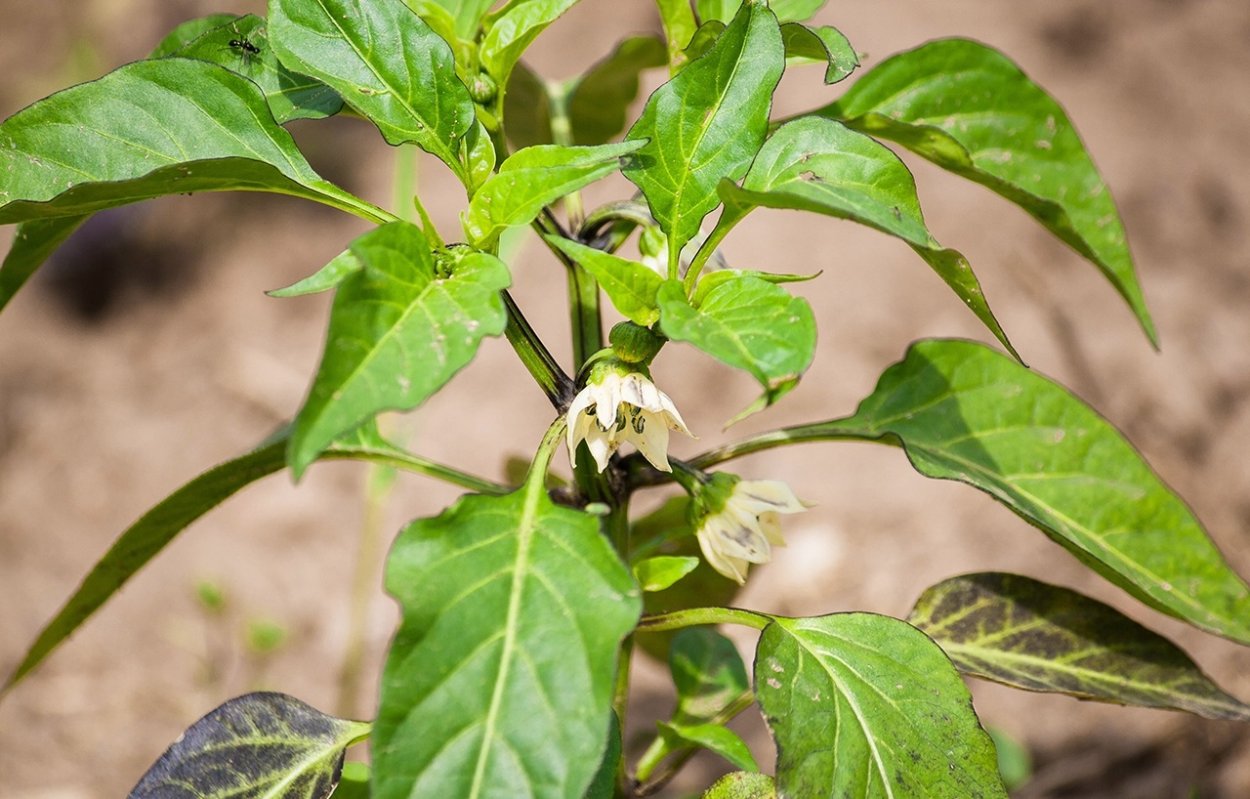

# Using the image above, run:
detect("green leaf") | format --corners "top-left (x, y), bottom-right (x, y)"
top-left (374, 488), bottom-right (641, 799)
top-left (623, 0), bottom-right (785, 268)
top-left (543, 235), bottom-right (663, 326)
top-left (584, 713), bottom-right (622, 799)
top-left (429, 0), bottom-right (495, 40)
top-left (463, 141), bottom-right (644, 246)
top-left (334, 762), bottom-right (371, 799)
top-left (756, 613), bottom-right (1006, 798)
top-left (702, 772), bottom-right (776, 799)
top-left (821, 38), bottom-right (1156, 345)
top-left (480, 0), bottom-right (579, 94)
top-left (670, 628), bottom-right (751, 724)
top-left (268, 0), bottom-right (475, 177)
top-left (812, 339), bottom-right (1250, 644)
top-left (289, 223), bottom-right (510, 476)
top-left (0, 216), bottom-right (87, 314)
top-left (657, 274), bottom-right (815, 418)
top-left (633, 556), bottom-right (700, 592)
top-left (267, 248), bottom-right (362, 297)
top-left (654, 0), bottom-right (698, 67)
top-left (129, 692), bottom-right (370, 799)
top-left (0, 58), bottom-right (383, 225)
top-left (163, 14), bottom-right (344, 123)
top-left (781, 22), bottom-right (857, 84)
top-left (658, 722), bottom-right (757, 772)
top-left (568, 36), bottom-right (667, 145)
top-left (697, 0), bottom-right (826, 24)
top-left (150, 13), bottom-right (241, 57)
top-left (719, 116), bottom-right (1017, 360)
top-left (502, 62), bottom-right (552, 150)
top-left (909, 572), bottom-right (1250, 721)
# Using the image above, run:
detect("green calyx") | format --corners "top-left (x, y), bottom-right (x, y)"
top-left (609, 321), bottom-right (665, 364)
top-left (689, 471), bottom-right (740, 521)
top-left (469, 72), bottom-right (498, 104)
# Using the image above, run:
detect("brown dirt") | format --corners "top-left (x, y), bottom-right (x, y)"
top-left (3, 1), bottom-right (1250, 797)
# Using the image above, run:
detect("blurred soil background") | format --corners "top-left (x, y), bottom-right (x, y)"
top-left (3, 1), bottom-right (1250, 796)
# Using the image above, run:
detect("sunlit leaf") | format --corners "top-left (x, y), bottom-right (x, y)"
top-left (543, 235), bottom-right (663, 326)
top-left (719, 116), bottom-right (1016, 359)
top-left (480, 0), bottom-right (579, 96)
top-left (806, 339), bottom-right (1250, 644)
top-left (0, 58), bottom-right (384, 225)
top-left (623, 0), bottom-right (784, 268)
top-left (696, 0), bottom-right (826, 24)
top-left (463, 141), bottom-right (643, 246)
top-left (164, 13), bottom-right (344, 123)
top-left (702, 772), bottom-right (776, 799)
top-left (150, 13), bottom-right (240, 57)
top-left (820, 38), bottom-right (1156, 345)
top-left (910, 572), bottom-right (1250, 720)
top-left (269, 0), bottom-right (474, 176)
top-left (633, 556), bottom-right (700, 592)
top-left (781, 22), bottom-right (857, 84)
top-left (289, 223), bottom-right (510, 476)
top-left (267, 248), bottom-right (361, 297)
top-left (756, 613), bottom-right (1006, 797)
top-left (657, 274), bottom-right (815, 418)
top-left (658, 722), bottom-right (757, 772)
top-left (374, 488), bottom-right (641, 799)
top-left (129, 692), bottom-right (369, 799)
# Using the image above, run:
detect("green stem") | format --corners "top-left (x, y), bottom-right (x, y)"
top-left (311, 183), bottom-right (398, 226)
top-left (322, 448), bottom-right (510, 495)
top-left (502, 291), bottom-right (575, 408)
top-left (689, 421), bottom-right (873, 470)
top-left (636, 606), bottom-right (771, 633)
top-left (535, 210), bottom-right (603, 373)
top-left (682, 207), bottom-right (745, 295)
top-left (337, 460), bottom-right (396, 717)
top-left (525, 415), bottom-right (568, 489)
top-left (547, 82), bottom-right (585, 230)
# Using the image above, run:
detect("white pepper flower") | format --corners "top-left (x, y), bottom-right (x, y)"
top-left (566, 363), bottom-right (691, 473)
top-left (694, 476), bottom-right (807, 584)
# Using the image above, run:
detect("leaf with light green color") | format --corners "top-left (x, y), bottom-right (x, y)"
top-left (1, 424), bottom-right (503, 696)
top-left (290, 223), bottom-right (510, 476)
top-left (781, 22), bottom-right (857, 84)
top-left (910, 572), bottom-right (1250, 721)
top-left (268, 249), bottom-right (361, 297)
top-left (820, 38), bottom-right (1155, 345)
top-left (756, 613), bottom-right (1006, 798)
top-left (0, 216), bottom-right (87, 314)
top-left (334, 762), bottom-right (371, 799)
top-left (637, 628), bottom-right (752, 782)
top-left (463, 141), bottom-right (644, 246)
top-left (633, 556), bottom-right (700, 592)
top-left (0, 58), bottom-right (385, 225)
top-left (163, 14), bottom-right (344, 123)
top-left (150, 12), bottom-right (239, 57)
top-left (426, 0), bottom-right (494, 39)
top-left (657, 274), bottom-right (815, 417)
top-left (623, 1), bottom-right (784, 268)
top-left (987, 728), bottom-right (1032, 792)
top-left (658, 723), bottom-right (757, 772)
top-left (461, 118), bottom-right (497, 192)
top-left (703, 772), bottom-right (776, 799)
top-left (480, 0), bottom-right (579, 94)
top-left (268, 0), bottom-right (474, 177)
top-left (374, 487), bottom-right (641, 799)
top-left (654, 0), bottom-right (698, 67)
top-left (718, 116), bottom-right (1016, 359)
top-left (544, 235), bottom-right (663, 326)
top-left (805, 338), bottom-right (1250, 644)
top-left (697, 0), bottom-right (825, 24)
top-left (129, 692), bottom-right (370, 799)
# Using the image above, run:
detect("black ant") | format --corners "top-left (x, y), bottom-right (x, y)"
top-left (223, 22), bottom-right (263, 70)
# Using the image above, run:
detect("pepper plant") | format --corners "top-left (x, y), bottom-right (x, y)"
top-left (4, 0), bottom-right (1250, 797)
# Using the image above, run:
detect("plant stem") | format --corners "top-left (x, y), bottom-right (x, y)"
top-left (337, 459), bottom-right (395, 717)
top-left (322, 448), bottom-right (509, 495)
top-left (689, 421), bottom-right (876, 470)
top-left (535, 209), bottom-right (603, 372)
top-left (502, 291), bottom-right (575, 408)
top-left (636, 606), bottom-right (771, 633)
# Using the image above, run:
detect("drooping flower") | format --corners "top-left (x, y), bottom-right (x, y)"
top-left (566, 361), bottom-right (692, 473)
top-left (693, 474), bottom-right (807, 584)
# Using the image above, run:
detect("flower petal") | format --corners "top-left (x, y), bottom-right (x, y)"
top-left (630, 410), bottom-right (672, 472)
